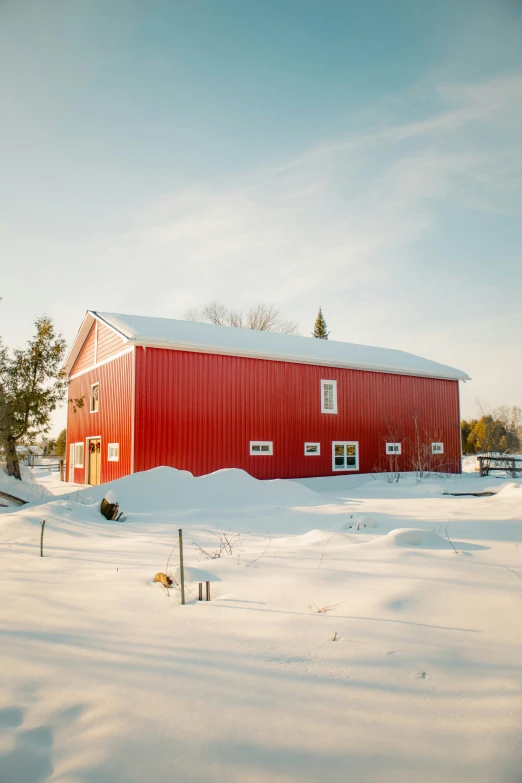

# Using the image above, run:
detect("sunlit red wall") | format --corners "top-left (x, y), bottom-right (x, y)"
top-left (66, 351), bottom-right (133, 484)
top-left (133, 346), bottom-right (461, 479)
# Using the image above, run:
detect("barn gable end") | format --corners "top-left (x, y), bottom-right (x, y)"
top-left (68, 315), bottom-right (129, 377)
top-left (71, 322), bottom-right (96, 375)
top-left (96, 321), bottom-right (126, 364)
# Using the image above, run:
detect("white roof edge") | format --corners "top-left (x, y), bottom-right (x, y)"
top-left (91, 310), bottom-right (131, 341)
top-left (129, 338), bottom-right (469, 380)
top-left (65, 311), bottom-right (470, 382)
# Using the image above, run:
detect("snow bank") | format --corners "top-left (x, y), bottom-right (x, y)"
top-left (367, 528), bottom-right (455, 550)
top-left (77, 466), bottom-right (321, 512)
top-left (0, 463), bottom-right (50, 505)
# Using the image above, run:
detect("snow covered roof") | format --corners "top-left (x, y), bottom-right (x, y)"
top-left (66, 311), bottom-right (469, 381)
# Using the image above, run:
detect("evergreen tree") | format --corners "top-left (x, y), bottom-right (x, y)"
top-left (312, 308), bottom-right (329, 339)
top-left (55, 428), bottom-right (67, 457)
top-left (0, 317), bottom-right (66, 479)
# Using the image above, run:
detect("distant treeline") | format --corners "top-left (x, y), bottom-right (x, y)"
top-left (461, 406), bottom-right (521, 455)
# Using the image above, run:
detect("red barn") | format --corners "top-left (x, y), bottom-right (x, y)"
top-left (63, 311), bottom-right (469, 486)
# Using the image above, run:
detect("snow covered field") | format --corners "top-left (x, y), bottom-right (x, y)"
top-left (1, 464), bottom-right (521, 783)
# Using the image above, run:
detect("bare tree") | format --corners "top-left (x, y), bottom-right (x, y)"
top-left (185, 301), bottom-right (299, 335)
top-left (373, 405), bottom-right (404, 483)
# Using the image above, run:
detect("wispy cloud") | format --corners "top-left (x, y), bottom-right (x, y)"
top-left (111, 70), bottom-right (521, 318)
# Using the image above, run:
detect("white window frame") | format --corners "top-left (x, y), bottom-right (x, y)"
top-left (250, 441), bottom-right (273, 455)
top-left (108, 443), bottom-right (120, 462)
top-left (90, 382), bottom-right (100, 414)
top-left (431, 442), bottom-right (444, 454)
top-left (321, 379), bottom-right (338, 414)
top-left (332, 441), bottom-right (359, 472)
top-left (74, 442), bottom-right (84, 468)
top-left (304, 442), bottom-right (321, 455)
top-left (386, 442), bottom-right (402, 455)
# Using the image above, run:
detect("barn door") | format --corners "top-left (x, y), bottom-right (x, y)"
top-left (69, 444), bottom-right (75, 482)
top-left (88, 438), bottom-right (101, 485)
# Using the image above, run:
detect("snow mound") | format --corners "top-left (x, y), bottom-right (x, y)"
top-left (0, 464), bottom-right (49, 505)
top-left (377, 528), bottom-right (454, 550)
top-left (77, 467), bottom-right (321, 512)
top-left (172, 565), bottom-right (221, 583)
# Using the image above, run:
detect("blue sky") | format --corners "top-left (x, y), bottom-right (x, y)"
top-left (1, 0), bottom-right (521, 433)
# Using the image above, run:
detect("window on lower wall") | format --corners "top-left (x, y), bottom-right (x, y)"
top-left (250, 441), bottom-right (273, 455)
top-left (332, 441), bottom-right (359, 471)
top-left (108, 443), bottom-right (119, 462)
top-left (386, 443), bottom-right (402, 455)
top-left (304, 442), bottom-right (320, 455)
top-left (74, 443), bottom-right (84, 467)
top-left (431, 442), bottom-right (444, 454)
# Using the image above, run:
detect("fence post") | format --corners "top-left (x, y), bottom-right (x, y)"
top-left (206, 580), bottom-right (210, 601)
top-left (179, 528), bottom-right (185, 606)
top-left (40, 520), bottom-right (46, 557)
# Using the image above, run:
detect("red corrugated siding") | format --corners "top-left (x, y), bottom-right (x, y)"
top-left (66, 351), bottom-right (133, 484)
top-left (134, 347), bottom-right (461, 479)
top-left (97, 322), bottom-right (126, 363)
top-left (71, 323), bottom-right (96, 374)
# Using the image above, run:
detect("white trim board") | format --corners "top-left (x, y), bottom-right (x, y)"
top-left (63, 311), bottom-right (130, 376)
top-left (130, 346), bottom-right (136, 474)
top-left (69, 347), bottom-right (134, 380)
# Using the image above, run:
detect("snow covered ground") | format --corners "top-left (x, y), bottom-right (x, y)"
top-left (1, 463), bottom-right (521, 783)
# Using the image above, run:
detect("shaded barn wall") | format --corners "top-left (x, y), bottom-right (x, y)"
top-left (71, 322), bottom-right (96, 375)
top-left (97, 321), bottom-right (126, 363)
top-left (134, 347), bottom-right (461, 479)
top-left (66, 351), bottom-right (133, 484)
top-left (70, 320), bottom-right (127, 375)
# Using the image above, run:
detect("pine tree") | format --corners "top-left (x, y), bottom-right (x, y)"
top-left (0, 317), bottom-right (66, 479)
top-left (312, 308), bottom-right (329, 339)
top-left (55, 428), bottom-right (67, 457)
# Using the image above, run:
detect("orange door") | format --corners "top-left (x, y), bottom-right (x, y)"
top-left (88, 438), bottom-right (101, 485)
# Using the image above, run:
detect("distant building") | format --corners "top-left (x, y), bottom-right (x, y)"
top-left (63, 311), bottom-right (469, 486)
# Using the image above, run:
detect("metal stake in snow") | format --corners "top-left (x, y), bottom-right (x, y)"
top-left (178, 528), bottom-right (186, 605)
top-left (40, 520), bottom-right (46, 558)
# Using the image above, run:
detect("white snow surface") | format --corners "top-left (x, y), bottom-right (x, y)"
top-left (1, 465), bottom-right (521, 782)
top-left (92, 311), bottom-right (470, 380)
top-left (0, 463), bottom-right (51, 505)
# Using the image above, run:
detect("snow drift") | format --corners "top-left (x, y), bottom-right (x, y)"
top-left (76, 466), bottom-right (322, 512)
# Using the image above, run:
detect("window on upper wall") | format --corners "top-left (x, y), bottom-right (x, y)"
top-left (74, 443), bottom-right (84, 467)
top-left (332, 441), bottom-right (359, 471)
top-left (386, 443), bottom-right (402, 455)
top-left (250, 441), bottom-right (273, 455)
top-left (90, 382), bottom-right (100, 413)
top-left (304, 442), bottom-right (321, 455)
top-left (321, 380), bottom-right (337, 414)
top-left (431, 442), bottom-right (444, 454)
top-left (108, 443), bottom-right (119, 462)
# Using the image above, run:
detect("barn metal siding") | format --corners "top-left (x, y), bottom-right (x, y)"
top-left (96, 321), bottom-right (126, 363)
top-left (134, 347), bottom-right (461, 479)
top-left (66, 352), bottom-right (133, 484)
top-left (71, 322), bottom-right (96, 375)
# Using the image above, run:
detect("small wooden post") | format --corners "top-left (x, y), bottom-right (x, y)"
top-left (179, 528), bottom-right (185, 606)
top-left (206, 580), bottom-right (210, 601)
top-left (40, 520), bottom-right (46, 558)
top-left (198, 582), bottom-right (203, 601)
